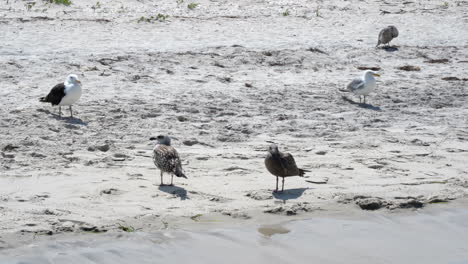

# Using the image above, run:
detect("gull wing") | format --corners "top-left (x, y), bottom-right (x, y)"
top-left (347, 78), bottom-right (365, 92)
top-left (279, 152), bottom-right (300, 176)
top-left (41, 83), bottom-right (66, 105)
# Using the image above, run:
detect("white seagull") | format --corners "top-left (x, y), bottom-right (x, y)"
top-left (345, 70), bottom-right (380, 104)
top-left (40, 74), bottom-right (82, 117)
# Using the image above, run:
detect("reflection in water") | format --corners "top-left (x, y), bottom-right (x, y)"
top-left (2, 209), bottom-right (468, 264)
top-left (258, 224), bottom-right (290, 237)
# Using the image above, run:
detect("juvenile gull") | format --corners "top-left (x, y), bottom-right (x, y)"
top-left (345, 70), bottom-right (380, 104)
top-left (39, 74), bottom-right (82, 117)
top-left (264, 143), bottom-right (308, 192)
top-left (151, 135), bottom-right (187, 186)
top-left (376, 26), bottom-right (399, 47)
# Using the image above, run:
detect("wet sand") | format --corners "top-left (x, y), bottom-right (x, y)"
top-left (0, 0), bottom-right (467, 249)
top-left (1, 207), bottom-right (468, 264)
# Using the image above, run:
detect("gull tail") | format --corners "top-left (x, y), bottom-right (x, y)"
top-left (39, 97), bottom-right (48, 102)
top-left (175, 167), bottom-right (187, 179)
top-left (299, 168), bottom-right (309, 177)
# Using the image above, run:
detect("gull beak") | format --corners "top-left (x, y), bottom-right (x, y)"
top-left (76, 80), bottom-right (82, 84)
top-left (372, 73), bottom-right (381, 77)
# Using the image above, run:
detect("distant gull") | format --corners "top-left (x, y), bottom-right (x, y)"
top-left (376, 26), bottom-right (399, 47)
top-left (344, 70), bottom-right (380, 104)
top-left (39, 74), bottom-right (82, 117)
top-left (151, 135), bottom-right (187, 186)
top-left (264, 143), bottom-right (308, 192)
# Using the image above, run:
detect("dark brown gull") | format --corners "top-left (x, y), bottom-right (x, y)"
top-left (376, 26), bottom-right (399, 47)
top-left (264, 143), bottom-right (308, 192)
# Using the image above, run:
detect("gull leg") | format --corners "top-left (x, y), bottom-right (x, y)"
top-left (170, 174), bottom-right (174, 186)
top-left (364, 96), bottom-right (366, 104)
top-left (160, 171), bottom-right (164, 186)
top-left (59, 106), bottom-right (62, 117)
top-left (359, 96), bottom-right (362, 103)
top-left (275, 176), bottom-right (279, 192)
top-left (69, 106), bottom-right (73, 118)
top-left (282, 177), bottom-right (285, 192)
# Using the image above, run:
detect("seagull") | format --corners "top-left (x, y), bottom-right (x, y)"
top-left (151, 135), bottom-right (187, 186)
top-left (39, 74), bottom-right (82, 117)
top-left (376, 26), bottom-right (399, 48)
top-left (345, 70), bottom-right (380, 104)
top-left (264, 143), bottom-right (308, 192)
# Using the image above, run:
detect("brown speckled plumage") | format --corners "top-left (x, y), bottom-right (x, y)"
top-left (152, 135), bottom-right (186, 186)
top-left (264, 143), bottom-right (307, 192)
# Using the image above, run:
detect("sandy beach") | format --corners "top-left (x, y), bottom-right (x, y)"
top-left (0, 0), bottom-right (467, 249)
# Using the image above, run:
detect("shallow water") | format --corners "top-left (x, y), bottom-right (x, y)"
top-left (2, 209), bottom-right (468, 264)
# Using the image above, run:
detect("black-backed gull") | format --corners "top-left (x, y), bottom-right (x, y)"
top-left (39, 74), bottom-right (82, 117)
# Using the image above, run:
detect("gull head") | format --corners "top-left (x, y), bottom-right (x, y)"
top-left (268, 143), bottom-right (280, 155)
top-left (364, 70), bottom-right (380, 79)
top-left (388, 25), bottom-right (399, 38)
top-left (66, 74), bottom-right (81, 85)
top-left (150, 135), bottom-right (171, 146)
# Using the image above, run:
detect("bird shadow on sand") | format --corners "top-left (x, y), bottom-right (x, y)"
top-left (382, 46), bottom-right (399, 52)
top-left (37, 108), bottom-right (88, 125)
top-left (342, 96), bottom-right (382, 111)
top-left (158, 185), bottom-right (188, 200)
top-left (272, 188), bottom-right (308, 201)
top-left (64, 117), bottom-right (87, 126)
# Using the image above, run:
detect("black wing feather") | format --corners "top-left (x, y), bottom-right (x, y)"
top-left (40, 83), bottom-right (65, 105)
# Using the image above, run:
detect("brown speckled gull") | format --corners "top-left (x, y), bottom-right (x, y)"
top-left (151, 135), bottom-right (187, 186)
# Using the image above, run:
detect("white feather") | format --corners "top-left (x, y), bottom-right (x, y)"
top-left (59, 75), bottom-right (82, 106)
